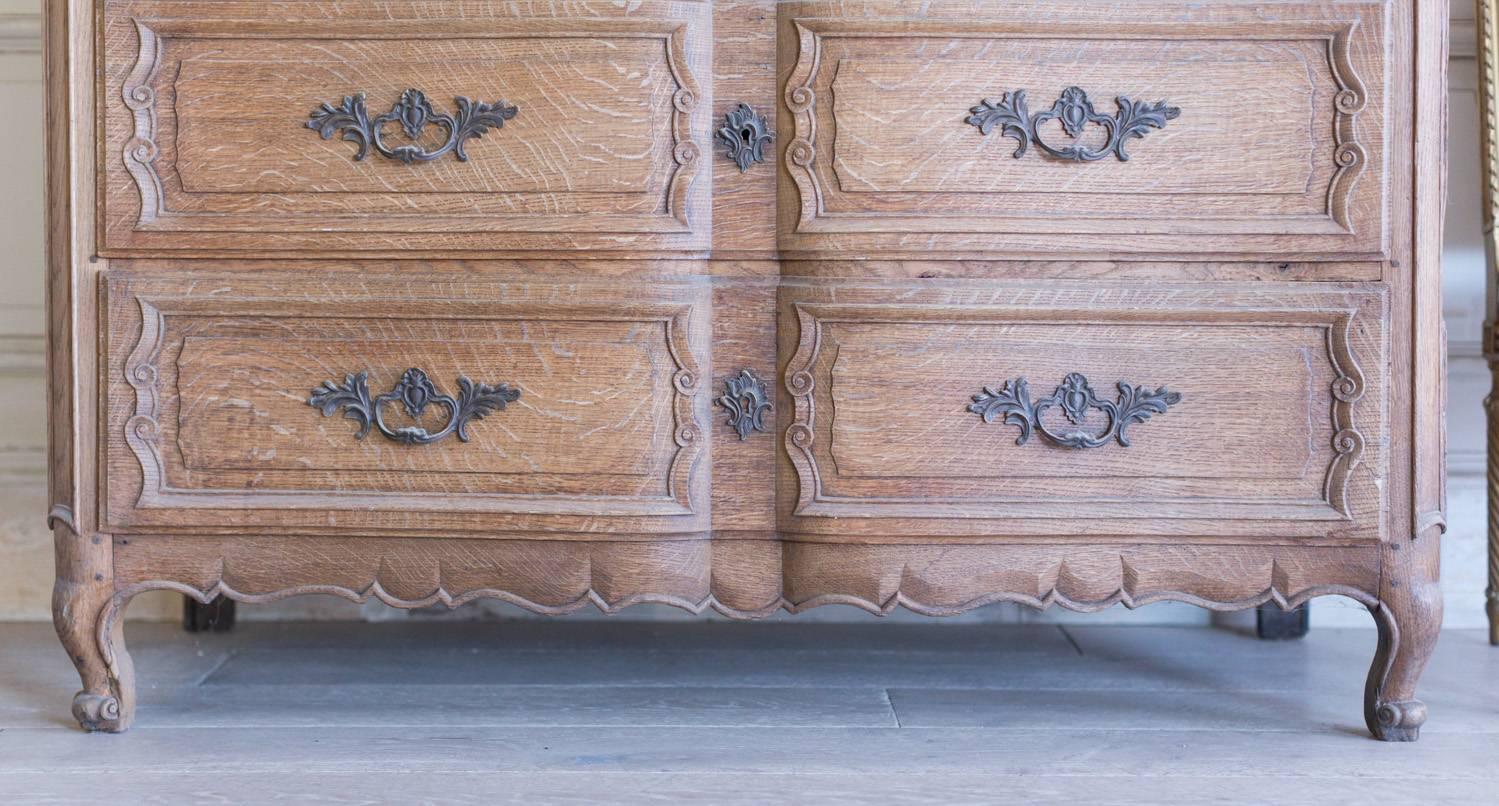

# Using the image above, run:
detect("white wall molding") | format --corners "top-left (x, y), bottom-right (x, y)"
top-left (1454, 14), bottom-right (1476, 60)
top-left (0, 15), bottom-right (39, 55)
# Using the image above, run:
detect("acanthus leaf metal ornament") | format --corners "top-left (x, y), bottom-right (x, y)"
top-left (307, 89), bottom-right (519, 164)
top-left (715, 103), bottom-right (774, 173)
top-left (966, 87), bottom-right (1180, 163)
top-left (715, 368), bottom-right (772, 440)
top-left (309, 368), bottom-right (520, 445)
top-left (968, 372), bottom-right (1181, 449)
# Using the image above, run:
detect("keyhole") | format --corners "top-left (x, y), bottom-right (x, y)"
top-left (741, 126), bottom-right (755, 144)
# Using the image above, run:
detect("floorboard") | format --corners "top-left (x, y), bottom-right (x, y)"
top-left (0, 620), bottom-right (1494, 803)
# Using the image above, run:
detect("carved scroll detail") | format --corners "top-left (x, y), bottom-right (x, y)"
top-left (122, 21), bottom-right (164, 225)
top-left (1323, 312), bottom-right (1367, 516)
top-left (661, 23), bottom-right (702, 228)
top-left (1326, 25), bottom-right (1369, 231)
top-left (122, 299), bottom-right (166, 507)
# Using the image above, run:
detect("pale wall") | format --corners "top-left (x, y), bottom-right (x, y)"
top-left (0, 7), bottom-right (1489, 627)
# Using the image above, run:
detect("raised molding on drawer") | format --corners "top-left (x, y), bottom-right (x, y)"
top-left (100, 1), bottom-right (710, 255)
top-left (103, 271), bottom-right (711, 535)
top-left (778, 282), bottom-right (1388, 541)
top-left (777, 0), bottom-right (1390, 259)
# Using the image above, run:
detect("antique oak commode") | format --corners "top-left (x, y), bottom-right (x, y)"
top-left (43, 0), bottom-right (1447, 738)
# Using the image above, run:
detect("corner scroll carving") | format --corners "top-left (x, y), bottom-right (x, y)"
top-left (122, 298), bottom-right (167, 506)
top-left (1323, 312), bottom-right (1367, 516)
top-left (662, 24), bottom-right (702, 228)
top-left (122, 20), bottom-right (164, 225)
top-left (1326, 26), bottom-right (1369, 231)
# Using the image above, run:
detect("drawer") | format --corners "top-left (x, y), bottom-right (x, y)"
top-left (100, 0), bottom-right (710, 255)
top-left (778, 0), bottom-right (1389, 260)
top-left (103, 270), bottom-right (710, 535)
top-left (778, 281), bottom-right (1386, 540)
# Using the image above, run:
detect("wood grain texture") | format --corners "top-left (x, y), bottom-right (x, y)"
top-left (44, 0), bottom-right (1446, 739)
top-left (778, 281), bottom-right (1386, 540)
top-left (711, 1), bottom-right (777, 257)
top-left (103, 270), bottom-right (711, 535)
top-left (776, 0), bottom-right (1390, 261)
top-left (99, 0), bottom-right (712, 255)
top-left (1362, 0), bottom-right (1448, 743)
top-left (108, 534), bottom-right (1380, 621)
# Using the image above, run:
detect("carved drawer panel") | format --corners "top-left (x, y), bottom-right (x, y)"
top-left (103, 270), bottom-right (710, 535)
top-left (100, 0), bottom-right (709, 255)
top-left (778, 282), bottom-right (1387, 540)
top-left (778, 0), bottom-right (1388, 260)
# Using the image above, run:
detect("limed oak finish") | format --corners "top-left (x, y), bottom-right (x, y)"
top-left (45, 0), bottom-right (1447, 739)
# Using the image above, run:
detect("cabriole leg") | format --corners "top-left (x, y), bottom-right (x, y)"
top-left (51, 523), bottom-right (134, 732)
top-left (1364, 536), bottom-right (1442, 742)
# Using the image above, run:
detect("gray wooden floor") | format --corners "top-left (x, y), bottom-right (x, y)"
top-left (0, 619), bottom-right (1496, 804)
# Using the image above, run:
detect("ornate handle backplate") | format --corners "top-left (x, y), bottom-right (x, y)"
top-left (966, 86), bottom-right (1179, 162)
top-left (307, 89), bottom-right (518, 164)
top-left (309, 368), bottom-right (520, 445)
top-left (716, 368), bottom-right (772, 440)
top-left (716, 103), bottom-right (774, 173)
top-left (968, 372), bottom-right (1181, 449)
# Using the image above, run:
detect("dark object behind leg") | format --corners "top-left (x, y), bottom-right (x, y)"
top-left (182, 596), bottom-right (237, 633)
top-left (1256, 604), bottom-right (1310, 640)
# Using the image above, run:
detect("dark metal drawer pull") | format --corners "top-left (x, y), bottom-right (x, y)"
top-left (969, 372), bottom-right (1181, 449)
top-left (966, 86), bottom-right (1179, 163)
top-left (307, 89), bottom-right (518, 164)
top-left (309, 368), bottom-right (520, 445)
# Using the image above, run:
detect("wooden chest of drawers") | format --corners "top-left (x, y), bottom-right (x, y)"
top-left (45, 0), bottom-right (1447, 739)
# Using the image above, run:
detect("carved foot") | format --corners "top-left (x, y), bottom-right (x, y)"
top-left (1364, 579), bottom-right (1439, 742)
top-left (71, 692), bottom-right (126, 733)
top-left (1370, 699), bottom-right (1427, 742)
top-left (53, 526), bottom-right (136, 732)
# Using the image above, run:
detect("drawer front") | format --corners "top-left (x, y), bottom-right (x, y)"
top-left (101, 1), bottom-right (709, 254)
top-left (778, 0), bottom-right (1389, 259)
top-left (779, 282), bottom-right (1386, 540)
top-left (104, 271), bottom-right (710, 534)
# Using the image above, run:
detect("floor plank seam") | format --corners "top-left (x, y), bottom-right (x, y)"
top-left (882, 688), bottom-right (902, 728)
top-left (191, 649), bottom-right (235, 687)
top-left (1057, 625), bottom-right (1085, 656)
